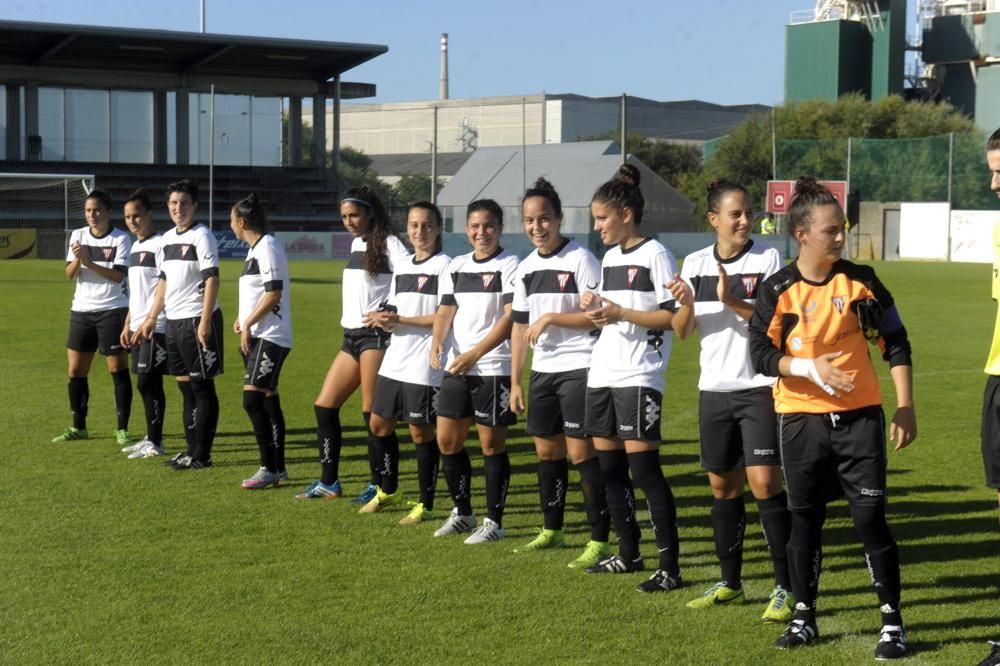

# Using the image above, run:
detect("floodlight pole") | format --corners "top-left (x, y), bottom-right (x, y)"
top-left (209, 84), bottom-right (215, 231)
top-left (200, 0), bottom-right (206, 33)
top-left (771, 107), bottom-right (777, 179)
top-left (621, 93), bottom-right (627, 159)
top-left (521, 97), bottom-right (527, 194)
top-left (431, 106), bottom-right (438, 204)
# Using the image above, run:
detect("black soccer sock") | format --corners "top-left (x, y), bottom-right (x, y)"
top-left (787, 505), bottom-right (826, 621)
top-left (538, 458), bottom-right (569, 531)
top-left (264, 394), bottom-right (286, 472)
top-left (576, 456), bottom-right (611, 542)
top-left (136, 372), bottom-right (165, 444)
top-left (442, 448), bottom-right (474, 516)
top-left (628, 450), bottom-right (680, 575)
top-left (597, 449), bottom-right (641, 562)
top-left (363, 410), bottom-right (378, 486)
top-left (849, 502), bottom-right (903, 623)
top-left (711, 496), bottom-right (746, 589)
top-left (177, 381), bottom-right (197, 456)
top-left (757, 491), bottom-right (792, 590)
top-left (190, 379), bottom-right (217, 462)
top-left (415, 440), bottom-right (440, 509)
top-left (111, 369), bottom-right (132, 430)
top-left (484, 451), bottom-right (511, 526)
top-left (315, 405), bottom-right (342, 485)
top-left (68, 377), bottom-right (89, 430)
top-left (372, 432), bottom-right (400, 494)
top-left (243, 390), bottom-right (275, 472)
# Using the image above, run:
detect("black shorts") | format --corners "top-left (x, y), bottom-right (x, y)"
top-left (165, 309), bottom-right (225, 380)
top-left (242, 338), bottom-right (290, 391)
top-left (585, 386), bottom-right (662, 442)
top-left (341, 327), bottom-right (391, 360)
top-left (436, 373), bottom-right (516, 427)
top-left (527, 369), bottom-right (588, 438)
top-left (778, 406), bottom-right (887, 511)
top-left (66, 308), bottom-right (128, 355)
top-left (981, 375), bottom-right (1000, 488)
top-left (699, 387), bottom-right (779, 473)
top-left (130, 332), bottom-right (167, 375)
top-left (371, 375), bottom-right (438, 425)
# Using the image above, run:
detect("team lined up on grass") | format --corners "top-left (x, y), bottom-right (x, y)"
top-left (56, 167), bottom-right (922, 660)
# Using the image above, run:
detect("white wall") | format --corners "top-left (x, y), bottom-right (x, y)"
top-left (899, 202), bottom-right (950, 261)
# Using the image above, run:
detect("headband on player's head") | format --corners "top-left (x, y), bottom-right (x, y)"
top-left (340, 197), bottom-right (371, 208)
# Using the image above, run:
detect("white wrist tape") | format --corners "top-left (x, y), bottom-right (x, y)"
top-left (789, 357), bottom-right (836, 396)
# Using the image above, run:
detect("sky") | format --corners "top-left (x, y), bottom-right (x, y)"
top-left (1, 0), bottom-right (921, 107)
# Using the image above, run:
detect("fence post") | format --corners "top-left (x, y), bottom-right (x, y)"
top-left (947, 131), bottom-right (954, 261)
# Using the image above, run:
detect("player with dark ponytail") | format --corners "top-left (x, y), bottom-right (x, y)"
top-left (297, 185), bottom-right (410, 500)
top-left (230, 193), bottom-right (292, 489)
top-left (749, 176), bottom-right (916, 659)
top-left (581, 164), bottom-right (685, 592)
top-left (667, 179), bottom-right (793, 620)
top-left (509, 177), bottom-right (612, 568)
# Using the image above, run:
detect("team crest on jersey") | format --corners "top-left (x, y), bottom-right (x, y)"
top-left (627, 267), bottom-right (639, 287)
top-left (481, 273), bottom-right (495, 290)
top-left (741, 275), bottom-right (758, 296)
top-left (557, 272), bottom-right (571, 291)
top-left (140, 252), bottom-right (148, 264)
top-left (831, 295), bottom-right (846, 313)
top-left (181, 245), bottom-right (190, 257)
top-left (416, 275), bottom-right (429, 291)
top-left (103, 247), bottom-right (113, 260)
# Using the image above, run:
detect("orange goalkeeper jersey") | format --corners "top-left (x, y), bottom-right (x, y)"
top-left (749, 260), bottom-right (912, 414)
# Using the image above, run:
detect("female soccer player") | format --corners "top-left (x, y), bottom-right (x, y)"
top-left (667, 180), bottom-right (792, 620)
top-left (508, 177), bottom-right (612, 568)
top-left (748, 177), bottom-right (916, 659)
top-left (135, 179), bottom-right (223, 471)
top-left (296, 186), bottom-right (410, 500)
top-left (54, 188), bottom-right (134, 446)
top-left (119, 190), bottom-right (167, 459)
top-left (581, 164), bottom-right (683, 592)
top-left (230, 193), bottom-right (292, 490)
top-left (429, 199), bottom-right (519, 544)
top-left (363, 202), bottom-right (450, 522)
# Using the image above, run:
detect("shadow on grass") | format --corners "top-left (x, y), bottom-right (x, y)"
top-left (290, 277), bottom-right (342, 285)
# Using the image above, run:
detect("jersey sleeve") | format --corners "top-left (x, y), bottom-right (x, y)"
top-left (439, 258), bottom-right (457, 307)
top-left (749, 274), bottom-right (785, 377)
top-left (501, 255), bottom-right (519, 306)
top-left (197, 228), bottom-right (220, 279)
top-left (114, 232), bottom-right (131, 272)
top-left (511, 262), bottom-right (529, 324)
top-left (387, 235), bottom-right (412, 272)
top-left (763, 247), bottom-right (783, 280)
top-left (577, 249), bottom-right (601, 295)
top-left (258, 240), bottom-right (285, 292)
top-left (651, 247), bottom-right (679, 312)
top-left (867, 271), bottom-right (912, 368)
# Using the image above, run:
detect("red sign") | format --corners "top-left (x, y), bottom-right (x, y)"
top-left (766, 180), bottom-right (847, 213)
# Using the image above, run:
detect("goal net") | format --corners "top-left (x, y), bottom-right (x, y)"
top-left (0, 173), bottom-right (96, 259)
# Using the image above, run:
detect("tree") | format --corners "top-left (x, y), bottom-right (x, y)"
top-left (677, 94), bottom-right (984, 224)
top-left (393, 173), bottom-right (444, 205)
top-left (577, 130), bottom-right (702, 188)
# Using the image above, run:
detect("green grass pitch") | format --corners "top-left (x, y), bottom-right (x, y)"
top-left (2, 258), bottom-right (998, 664)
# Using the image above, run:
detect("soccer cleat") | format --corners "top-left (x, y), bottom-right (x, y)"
top-left (761, 587), bottom-right (795, 623)
top-left (774, 619), bottom-right (819, 650)
top-left (637, 569), bottom-right (683, 593)
top-left (242, 466), bottom-right (280, 490)
top-left (977, 640), bottom-right (1000, 666)
top-left (174, 457), bottom-right (212, 470)
top-left (512, 528), bottom-right (564, 554)
top-left (351, 483), bottom-right (378, 505)
top-left (277, 470), bottom-right (289, 482)
top-left (359, 487), bottom-right (400, 514)
top-left (685, 581), bottom-right (743, 607)
top-left (567, 540), bottom-right (613, 569)
top-left (874, 625), bottom-right (907, 661)
top-left (189, 458), bottom-right (212, 470)
top-left (163, 452), bottom-right (186, 466)
top-left (170, 455), bottom-right (193, 469)
top-left (585, 554), bottom-right (645, 574)
top-left (463, 517), bottom-right (505, 544)
top-left (398, 502), bottom-right (432, 526)
top-left (433, 508), bottom-right (477, 537)
top-left (52, 427), bottom-right (89, 442)
top-left (113, 429), bottom-right (133, 447)
top-left (127, 441), bottom-right (164, 459)
top-left (122, 437), bottom-right (150, 453)
top-left (294, 480), bottom-right (343, 499)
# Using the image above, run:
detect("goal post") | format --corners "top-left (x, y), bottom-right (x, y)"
top-left (0, 173), bottom-right (96, 259)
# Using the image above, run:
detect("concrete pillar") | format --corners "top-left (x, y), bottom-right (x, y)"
top-left (288, 96), bottom-right (302, 167)
top-left (24, 82), bottom-right (39, 160)
top-left (332, 76), bottom-right (341, 195)
top-left (153, 90), bottom-right (167, 164)
top-left (312, 93), bottom-right (326, 169)
top-left (176, 90), bottom-right (190, 165)
top-left (5, 84), bottom-right (21, 160)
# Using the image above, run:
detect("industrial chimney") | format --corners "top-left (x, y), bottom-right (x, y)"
top-left (440, 33), bottom-right (449, 100)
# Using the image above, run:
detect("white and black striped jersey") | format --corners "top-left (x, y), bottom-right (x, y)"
top-left (340, 234), bottom-right (411, 329)
top-left (238, 234), bottom-right (292, 348)
top-left (511, 238), bottom-right (599, 373)
top-left (587, 237), bottom-right (678, 392)
top-left (440, 247), bottom-right (519, 376)
top-left (379, 251), bottom-right (452, 387)
top-left (128, 233), bottom-right (165, 334)
top-left (66, 226), bottom-right (131, 312)
top-left (157, 223), bottom-right (220, 320)
top-left (681, 241), bottom-right (782, 392)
